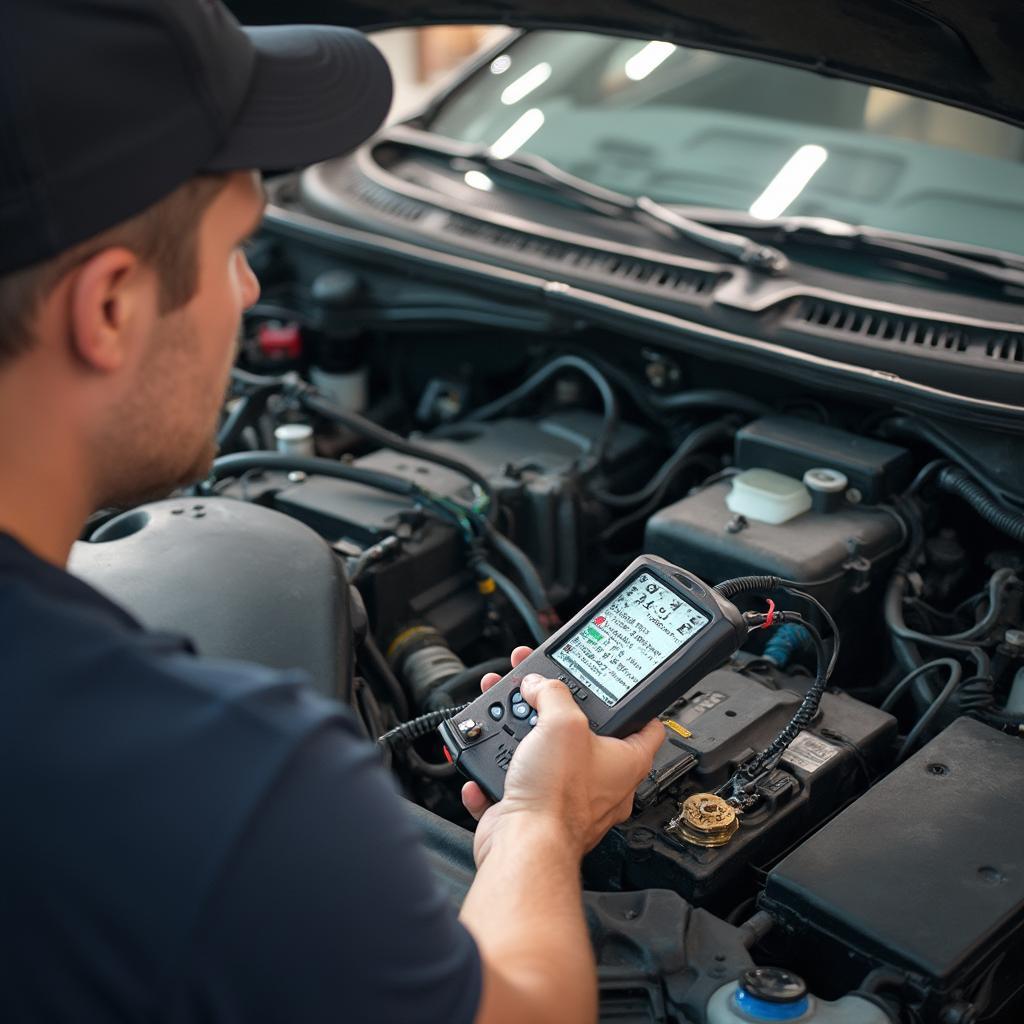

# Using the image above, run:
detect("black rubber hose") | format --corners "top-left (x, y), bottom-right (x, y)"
top-left (650, 388), bottom-right (771, 419)
top-left (884, 571), bottom-right (992, 679)
top-left (478, 559), bottom-right (548, 646)
top-left (426, 656), bottom-right (513, 711)
top-left (361, 633), bottom-right (410, 721)
top-left (579, 354), bottom-right (771, 425)
top-left (300, 390), bottom-right (499, 522)
top-left (937, 465), bottom-right (1024, 542)
top-left (881, 658), bottom-right (961, 715)
top-left (217, 383), bottom-right (280, 454)
top-left (896, 661), bottom-right (964, 762)
top-left (205, 452), bottom-right (465, 532)
top-left (881, 416), bottom-right (1024, 510)
top-left (932, 568), bottom-right (1019, 643)
top-left (463, 355), bottom-right (619, 472)
top-left (477, 518), bottom-right (552, 613)
top-left (592, 417), bottom-right (738, 508)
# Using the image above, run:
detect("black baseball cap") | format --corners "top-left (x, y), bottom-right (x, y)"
top-left (0, 0), bottom-right (394, 275)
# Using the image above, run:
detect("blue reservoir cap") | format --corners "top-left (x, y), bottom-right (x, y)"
top-left (734, 968), bottom-right (810, 1021)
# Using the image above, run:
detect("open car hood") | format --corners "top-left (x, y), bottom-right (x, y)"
top-left (229, 0), bottom-right (1024, 130)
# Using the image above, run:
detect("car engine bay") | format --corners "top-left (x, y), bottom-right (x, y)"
top-left (70, 220), bottom-right (1024, 1024)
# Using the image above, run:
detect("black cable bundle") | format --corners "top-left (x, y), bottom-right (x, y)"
top-left (713, 575), bottom-right (839, 798)
top-left (377, 704), bottom-right (469, 752)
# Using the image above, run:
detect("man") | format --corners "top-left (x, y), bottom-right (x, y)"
top-left (0, 2), bottom-right (664, 1022)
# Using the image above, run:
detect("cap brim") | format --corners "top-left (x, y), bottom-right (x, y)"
top-left (205, 25), bottom-right (393, 172)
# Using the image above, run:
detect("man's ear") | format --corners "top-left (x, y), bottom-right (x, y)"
top-left (67, 247), bottom-right (154, 372)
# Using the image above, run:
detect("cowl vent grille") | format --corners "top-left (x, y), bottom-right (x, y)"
top-left (790, 298), bottom-right (1024, 363)
top-left (443, 215), bottom-right (719, 299)
top-left (353, 181), bottom-right (428, 222)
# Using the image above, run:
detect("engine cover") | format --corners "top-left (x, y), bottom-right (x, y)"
top-left (69, 497), bottom-right (350, 696)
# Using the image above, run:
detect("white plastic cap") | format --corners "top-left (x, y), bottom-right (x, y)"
top-left (725, 468), bottom-right (812, 525)
top-left (802, 467), bottom-right (849, 493)
top-left (274, 422), bottom-right (315, 458)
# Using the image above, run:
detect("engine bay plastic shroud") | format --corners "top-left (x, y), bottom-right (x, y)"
top-left (587, 669), bottom-right (897, 909)
top-left (68, 498), bottom-right (350, 698)
top-left (733, 416), bottom-right (913, 504)
top-left (762, 717), bottom-right (1024, 1009)
top-left (406, 800), bottom-right (760, 1024)
top-left (644, 478), bottom-right (904, 613)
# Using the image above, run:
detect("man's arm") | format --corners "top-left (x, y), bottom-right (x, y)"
top-left (459, 651), bottom-right (666, 1024)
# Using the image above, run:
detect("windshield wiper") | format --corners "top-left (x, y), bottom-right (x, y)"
top-left (383, 125), bottom-right (789, 275)
top-left (679, 210), bottom-right (1024, 290)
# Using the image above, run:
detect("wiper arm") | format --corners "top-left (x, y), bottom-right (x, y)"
top-left (686, 209), bottom-right (1024, 290)
top-left (782, 219), bottom-right (1024, 290)
top-left (383, 125), bottom-right (789, 274)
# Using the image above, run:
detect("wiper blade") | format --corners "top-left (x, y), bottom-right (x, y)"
top-left (788, 220), bottom-right (1024, 290)
top-left (684, 210), bottom-right (1024, 289)
top-left (383, 125), bottom-right (789, 275)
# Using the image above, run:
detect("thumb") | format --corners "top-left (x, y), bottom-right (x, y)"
top-left (519, 673), bottom-right (580, 719)
top-left (623, 719), bottom-right (667, 767)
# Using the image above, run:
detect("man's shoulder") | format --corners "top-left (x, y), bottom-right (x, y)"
top-left (1, 543), bottom-right (375, 1016)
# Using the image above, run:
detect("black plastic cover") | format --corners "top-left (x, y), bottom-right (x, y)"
top-left (644, 479), bottom-right (903, 611)
top-left (734, 416), bottom-right (912, 503)
top-left (69, 497), bottom-right (350, 697)
top-left (762, 717), bottom-right (1024, 997)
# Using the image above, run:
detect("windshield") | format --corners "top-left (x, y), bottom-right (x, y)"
top-left (424, 31), bottom-right (1024, 257)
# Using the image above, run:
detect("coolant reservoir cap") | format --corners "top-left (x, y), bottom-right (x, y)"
top-left (725, 469), bottom-right (812, 525)
top-left (802, 467), bottom-right (848, 493)
top-left (735, 968), bottom-right (810, 1021)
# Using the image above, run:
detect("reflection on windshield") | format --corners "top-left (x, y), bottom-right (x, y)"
top-left (426, 31), bottom-right (1024, 255)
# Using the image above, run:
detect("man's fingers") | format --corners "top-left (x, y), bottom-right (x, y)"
top-left (482, 647), bottom-right (533, 692)
top-left (510, 646), bottom-right (533, 667)
top-left (461, 781), bottom-right (491, 821)
top-left (520, 673), bottom-right (582, 721)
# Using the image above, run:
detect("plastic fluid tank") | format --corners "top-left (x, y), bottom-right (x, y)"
top-left (707, 969), bottom-right (890, 1023)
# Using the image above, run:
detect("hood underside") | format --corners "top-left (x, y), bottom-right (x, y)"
top-left (229, 1), bottom-right (1024, 130)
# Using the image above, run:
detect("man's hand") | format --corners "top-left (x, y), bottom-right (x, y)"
top-left (461, 646), bottom-right (665, 867)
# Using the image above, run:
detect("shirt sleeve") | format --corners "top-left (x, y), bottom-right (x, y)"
top-left (164, 724), bottom-right (483, 1024)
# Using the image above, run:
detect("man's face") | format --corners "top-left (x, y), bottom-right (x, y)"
top-left (98, 171), bottom-right (264, 507)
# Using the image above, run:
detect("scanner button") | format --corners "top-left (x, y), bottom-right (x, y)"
top-left (511, 689), bottom-right (524, 704)
top-left (488, 703), bottom-right (504, 721)
top-left (512, 702), bottom-right (532, 720)
top-left (528, 713), bottom-right (538, 727)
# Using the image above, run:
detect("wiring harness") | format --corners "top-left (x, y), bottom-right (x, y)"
top-left (712, 575), bottom-right (840, 808)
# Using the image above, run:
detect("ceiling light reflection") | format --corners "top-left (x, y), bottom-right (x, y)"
top-left (749, 145), bottom-right (829, 220)
top-left (489, 108), bottom-right (545, 159)
top-left (464, 170), bottom-right (494, 192)
top-left (624, 41), bottom-right (676, 82)
top-left (500, 62), bottom-right (552, 105)
top-left (490, 54), bottom-right (512, 74)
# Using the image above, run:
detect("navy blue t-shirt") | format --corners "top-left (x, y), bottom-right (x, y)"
top-left (0, 534), bottom-right (481, 1023)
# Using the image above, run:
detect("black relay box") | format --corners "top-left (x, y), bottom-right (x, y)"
top-left (762, 717), bottom-right (1024, 1012)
